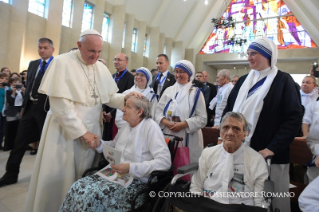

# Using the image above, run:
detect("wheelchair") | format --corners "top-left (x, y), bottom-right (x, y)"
top-left (81, 134), bottom-right (182, 212)
top-left (152, 156), bottom-right (279, 212)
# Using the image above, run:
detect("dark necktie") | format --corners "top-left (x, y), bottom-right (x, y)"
top-left (31, 61), bottom-right (46, 99)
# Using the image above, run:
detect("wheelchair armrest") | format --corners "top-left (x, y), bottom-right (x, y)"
top-left (177, 163), bottom-right (199, 174)
top-left (147, 167), bottom-right (173, 186)
top-left (82, 167), bottom-right (100, 178)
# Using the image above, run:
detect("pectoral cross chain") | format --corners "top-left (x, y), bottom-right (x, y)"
top-left (92, 90), bottom-right (98, 104)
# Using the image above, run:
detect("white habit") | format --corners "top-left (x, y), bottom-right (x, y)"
top-left (24, 50), bottom-right (125, 212)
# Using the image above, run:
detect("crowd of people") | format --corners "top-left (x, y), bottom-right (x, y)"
top-left (0, 29), bottom-right (318, 212)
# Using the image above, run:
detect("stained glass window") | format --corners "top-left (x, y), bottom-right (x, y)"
top-left (131, 28), bottom-right (137, 52)
top-left (28, 0), bottom-right (45, 17)
top-left (81, 2), bottom-right (93, 32)
top-left (0, 0), bottom-right (10, 3)
top-left (143, 34), bottom-right (147, 56)
top-left (102, 13), bottom-right (110, 41)
top-left (62, 0), bottom-right (72, 27)
top-left (200, 0), bottom-right (317, 54)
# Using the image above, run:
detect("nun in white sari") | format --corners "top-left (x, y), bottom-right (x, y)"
top-left (115, 67), bottom-right (158, 129)
top-left (155, 60), bottom-right (207, 163)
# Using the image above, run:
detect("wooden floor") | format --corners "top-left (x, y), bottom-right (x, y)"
top-left (0, 150), bottom-right (36, 212)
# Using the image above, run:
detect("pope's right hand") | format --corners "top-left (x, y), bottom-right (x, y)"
top-left (81, 132), bottom-right (98, 148)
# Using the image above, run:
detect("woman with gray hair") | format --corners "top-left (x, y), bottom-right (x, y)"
top-left (60, 95), bottom-right (171, 211)
top-left (190, 112), bottom-right (268, 207)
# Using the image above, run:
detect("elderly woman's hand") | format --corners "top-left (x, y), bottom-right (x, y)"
top-left (111, 163), bottom-right (130, 175)
top-left (259, 148), bottom-right (274, 159)
top-left (169, 121), bottom-right (188, 133)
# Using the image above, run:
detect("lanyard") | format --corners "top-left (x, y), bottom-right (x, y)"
top-left (157, 72), bottom-right (167, 86)
top-left (114, 69), bottom-right (127, 82)
top-left (40, 56), bottom-right (53, 76)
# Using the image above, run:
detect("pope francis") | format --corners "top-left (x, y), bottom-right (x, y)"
top-left (24, 30), bottom-right (127, 212)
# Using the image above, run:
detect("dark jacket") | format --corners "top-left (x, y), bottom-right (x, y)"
top-left (22, 59), bottom-right (49, 115)
top-left (5, 90), bottom-right (23, 117)
top-left (223, 70), bottom-right (303, 164)
top-left (151, 72), bottom-right (176, 97)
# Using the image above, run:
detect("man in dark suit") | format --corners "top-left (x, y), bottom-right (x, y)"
top-left (202, 70), bottom-right (217, 126)
top-left (0, 38), bottom-right (54, 187)
top-left (150, 54), bottom-right (176, 98)
top-left (102, 53), bottom-right (134, 140)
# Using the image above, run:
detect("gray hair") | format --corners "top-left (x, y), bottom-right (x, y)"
top-left (220, 112), bottom-right (251, 134)
top-left (218, 69), bottom-right (231, 80)
top-left (127, 95), bottom-right (151, 119)
top-left (231, 74), bottom-right (240, 80)
top-left (304, 75), bottom-right (317, 86)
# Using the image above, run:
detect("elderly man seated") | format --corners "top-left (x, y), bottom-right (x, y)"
top-left (300, 76), bottom-right (318, 107)
top-left (59, 96), bottom-right (171, 211)
top-left (190, 112), bottom-right (268, 207)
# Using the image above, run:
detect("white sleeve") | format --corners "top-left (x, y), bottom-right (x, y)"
top-left (214, 86), bottom-right (232, 126)
top-left (253, 157), bottom-right (268, 207)
top-left (155, 90), bottom-right (170, 129)
top-left (299, 176), bottom-right (319, 211)
top-left (303, 102), bottom-right (313, 125)
top-left (49, 97), bottom-right (87, 140)
top-left (105, 93), bottom-right (125, 109)
top-left (95, 140), bottom-right (116, 153)
top-left (185, 92), bottom-right (207, 134)
top-left (190, 149), bottom-right (208, 194)
top-left (129, 125), bottom-right (171, 179)
top-left (115, 108), bottom-right (126, 129)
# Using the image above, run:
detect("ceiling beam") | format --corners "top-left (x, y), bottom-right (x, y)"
top-left (174, 0), bottom-right (202, 41)
top-left (149, 0), bottom-right (171, 27)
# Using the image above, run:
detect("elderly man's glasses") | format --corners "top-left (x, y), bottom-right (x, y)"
top-left (246, 51), bottom-right (259, 57)
top-left (113, 58), bottom-right (125, 62)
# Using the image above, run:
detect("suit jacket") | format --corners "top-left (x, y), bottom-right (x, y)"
top-left (152, 72), bottom-right (176, 97)
top-left (206, 82), bottom-right (217, 102)
top-left (205, 82), bottom-right (217, 126)
top-left (223, 71), bottom-right (303, 164)
top-left (22, 59), bottom-right (49, 115)
top-left (106, 70), bottom-right (135, 116)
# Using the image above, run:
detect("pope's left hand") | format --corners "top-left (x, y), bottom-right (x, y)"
top-left (259, 148), bottom-right (274, 159)
top-left (111, 163), bottom-right (130, 175)
top-left (169, 121), bottom-right (188, 133)
top-left (124, 92), bottom-right (143, 101)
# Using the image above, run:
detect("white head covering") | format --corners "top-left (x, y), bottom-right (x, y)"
top-left (233, 37), bottom-right (278, 144)
top-left (174, 60), bottom-right (195, 83)
top-left (248, 38), bottom-right (278, 69)
top-left (80, 29), bottom-right (102, 39)
top-left (135, 67), bottom-right (152, 87)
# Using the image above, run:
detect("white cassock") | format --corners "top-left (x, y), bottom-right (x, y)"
top-left (155, 85), bottom-right (207, 163)
top-left (24, 50), bottom-right (125, 212)
top-left (115, 85), bottom-right (158, 129)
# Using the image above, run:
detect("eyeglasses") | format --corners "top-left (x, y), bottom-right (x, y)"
top-left (174, 71), bottom-right (187, 75)
top-left (113, 58), bottom-right (125, 62)
top-left (246, 51), bottom-right (259, 57)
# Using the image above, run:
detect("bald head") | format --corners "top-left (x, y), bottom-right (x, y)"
top-left (202, 70), bottom-right (209, 83)
top-left (113, 53), bottom-right (128, 72)
top-left (77, 34), bottom-right (103, 65)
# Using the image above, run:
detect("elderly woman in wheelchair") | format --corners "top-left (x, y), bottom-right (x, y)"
top-left (190, 112), bottom-right (268, 207)
top-left (59, 96), bottom-right (171, 212)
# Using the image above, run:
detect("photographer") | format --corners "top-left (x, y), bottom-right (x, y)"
top-left (3, 77), bottom-right (25, 151)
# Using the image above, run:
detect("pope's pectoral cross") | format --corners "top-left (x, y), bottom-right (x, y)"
top-left (92, 90), bottom-right (98, 104)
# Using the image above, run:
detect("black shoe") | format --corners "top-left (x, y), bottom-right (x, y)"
top-left (0, 146), bottom-right (3, 150)
top-left (0, 176), bottom-right (18, 187)
top-left (30, 149), bottom-right (38, 155)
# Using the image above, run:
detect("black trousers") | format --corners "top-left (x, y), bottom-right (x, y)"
top-left (4, 101), bottom-right (47, 178)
